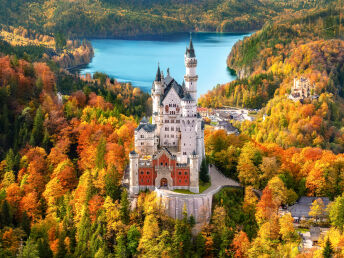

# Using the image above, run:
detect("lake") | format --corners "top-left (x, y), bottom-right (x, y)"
top-left (80, 32), bottom-right (250, 97)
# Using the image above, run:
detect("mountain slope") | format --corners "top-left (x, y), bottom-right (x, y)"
top-left (0, 0), bottom-right (337, 38)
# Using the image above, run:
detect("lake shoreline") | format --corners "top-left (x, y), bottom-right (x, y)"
top-left (81, 31), bottom-right (255, 41)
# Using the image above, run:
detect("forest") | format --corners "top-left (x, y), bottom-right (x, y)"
top-left (199, 6), bottom-right (344, 152)
top-left (1, 0), bottom-right (344, 257)
top-left (0, 0), bottom-right (337, 38)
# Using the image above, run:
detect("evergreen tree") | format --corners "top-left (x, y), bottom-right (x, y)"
top-left (195, 232), bottom-right (206, 257)
top-left (37, 237), bottom-right (53, 258)
top-left (200, 159), bottom-right (210, 183)
top-left (0, 200), bottom-right (12, 228)
top-left (29, 106), bottom-right (44, 146)
top-left (172, 207), bottom-right (192, 257)
top-left (96, 137), bottom-right (106, 169)
top-left (323, 238), bottom-right (334, 258)
top-left (75, 205), bottom-right (91, 258)
top-left (115, 232), bottom-right (127, 258)
top-left (5, 148), bottom-right (15, 171)
top-left (42, 129), bottom-right (52, 153)
top-left (20, 212), bottom-right (31, 236)
top-left (105, 168), bottom-right (122, 201)
top-left (21, 237), bottom-right (40, 258)
top-left (89, 214), bottom-right (108, 257)
top-left (120, 189), bottom-right (130, 224)
top-left (127, 225), bottom-right (141, 256)
top-left (57, 232), bottom-right (67, 258)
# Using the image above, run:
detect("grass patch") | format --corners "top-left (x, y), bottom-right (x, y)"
top-left (296, 228), bottom-right (309, 233)
top-left (173, 181), bottom-right (211, 194)
top-left (199, 181), bottom-right (211, 192)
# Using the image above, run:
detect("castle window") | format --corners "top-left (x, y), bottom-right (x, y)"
top-left (141, 135), bottom-right (144, 138)
top-left (185, 172), bottom-right (187, 175)
top-left (171, 135), bottom-right (174, 138)
top-left (147, 179), bottom-right (150, 183)
top-left (141, 179), bottom-right (143, 183)
top-left (165, 162), bottom-right (168, 166)
top-left (185, 180), bottom-right (187, 183)
top-left (161, 162), bottom-right (163, 166)
top-left (141, 171), bottom-right (144, 174)
top-left (178, 171), bottom-right (181, 175)
top-left (141, 142), bottom-right (144, 145)
top-left (179, 180), bottom-right (181, 183)
top-left (165, 120), bottom-right (169, 123)
top-left (147, 171), bottom-right (150, 175)
top-left (171, 127), bottom-right (174, 131)
top-left (165, 127), bottom-right (169, 131)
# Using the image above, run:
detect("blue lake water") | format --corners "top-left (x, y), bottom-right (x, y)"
top-left (80, 32), bottom-right (250, 97)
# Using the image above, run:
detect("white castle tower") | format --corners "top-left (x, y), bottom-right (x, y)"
top-left (129, 35), bottom-right (205, 195)
top-left (184, 35), bottom-right (198, 101)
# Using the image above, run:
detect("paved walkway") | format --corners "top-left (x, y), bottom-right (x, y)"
top-left (156, 165), bottom-right (241, 198)
top-left (203, 165), bottom-right (241, 194)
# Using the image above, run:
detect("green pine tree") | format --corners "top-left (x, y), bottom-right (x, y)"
top-left (29, 106), bottom-right (44, 146)
top-left (172, 207), bottom-right (192, 257)
top-left (105, 168), bottom-right (122, 201)
top-left (56, 232), bottom-right (67, 258)
top-left (0, 200), bottom-right (12, 227)
top-left (42, 129), bottom-right (52, 153)
top-left (96, 137), bottom-right (106, 169)
top-left (75, 206), bottom-right (92, 258)
top-left (37, 237), bottom-right (53, 258)
top-left (127, 225), bottom-right (141, 257)
top-left (21, 237), bottom-right (40, 258)
top-left (5, 148), bottom-right (15, 171)
top-left (115, 232), bottom-right (127, 258)
top-left (200, 159), bottom-right (210, 183)
top-left (120, 189), bottom-right (130, 224)
top-left (323, 238), bottom-right (334, 258)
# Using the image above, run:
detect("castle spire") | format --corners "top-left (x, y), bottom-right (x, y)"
top-left (155, 62), bottom-right (161, 82)
top-left (189, 32), bottom-right (194, 51)
top-left (186, 33), bottom-right (195, 58)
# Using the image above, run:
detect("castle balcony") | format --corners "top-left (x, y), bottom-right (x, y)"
top-left (155, 165), bottom-right (174, 171)
top-left (184, 75), bottom-right (198, 82)
top-left (185, 59), bottom-right (197, 67)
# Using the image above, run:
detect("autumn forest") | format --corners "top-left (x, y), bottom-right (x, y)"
top-left (1, 0), bottom-right (344, 257)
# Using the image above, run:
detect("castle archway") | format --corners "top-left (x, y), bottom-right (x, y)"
top-left (160, 178), bottom-right (168, 187)
top-left (155, 167), bottom-right (173, 189)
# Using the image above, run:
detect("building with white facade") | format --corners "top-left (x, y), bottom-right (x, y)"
top-left (129, 36), bottom-right (205, 195)
top-left (289, 77), bottom-right (317, 101)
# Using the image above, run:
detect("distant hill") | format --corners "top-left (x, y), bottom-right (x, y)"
top-left (0, 0), bottom-right (337, 38)
top-left (199, 6), bottom-right (344, 152)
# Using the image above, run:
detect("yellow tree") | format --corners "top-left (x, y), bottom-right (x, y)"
top-left (138, 214), bottom-right (160, 256)
top-left (309, 198), bottom-right (326, 222)
top-left (279, 213), bottom-right (299, 242)
top-left (267, 176), bottom-right (288, 206)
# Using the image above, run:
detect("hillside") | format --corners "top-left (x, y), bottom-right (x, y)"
top-left (199, 7), bottom-right (344, 152)
top-left (0, 0), bottom-right (337, 38)
top-left (0, 26), bottom-right (94, 69)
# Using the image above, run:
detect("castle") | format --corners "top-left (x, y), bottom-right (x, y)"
top-left (129, 36), bottom-right (205, 195)
top-left (289, 77), bottom-right (316, 101)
